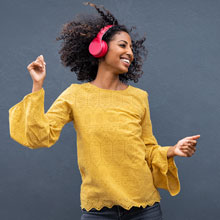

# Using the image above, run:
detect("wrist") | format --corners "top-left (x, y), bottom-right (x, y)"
top-left (167, 146), bottom-right (176, 158)
top-left (32, 82), bottom-right (43, 93)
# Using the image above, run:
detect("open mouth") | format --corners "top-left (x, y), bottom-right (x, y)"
top-left (120, 58), bottom-right (130, 67)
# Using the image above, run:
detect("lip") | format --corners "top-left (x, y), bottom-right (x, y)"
top-left (120, 57), bottom-right (131, 62)
top-left (121, 59), bottom-right (130, 68)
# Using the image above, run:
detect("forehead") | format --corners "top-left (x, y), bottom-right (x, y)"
top-left (110, 31), bottom-right (132, 43)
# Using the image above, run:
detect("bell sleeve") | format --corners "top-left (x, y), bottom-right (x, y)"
top-left (141, 91), bottom-right (181, 196)
top-left (8, 87), bottom-right (73, 149)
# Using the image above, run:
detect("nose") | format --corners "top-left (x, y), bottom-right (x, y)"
top-left (126, 51), bottom-right (134, 61)
top-left (126, 48), bottom-right (134, 61)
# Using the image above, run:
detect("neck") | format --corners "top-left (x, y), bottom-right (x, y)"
top-left (91, 63), bottom-right (124, 90)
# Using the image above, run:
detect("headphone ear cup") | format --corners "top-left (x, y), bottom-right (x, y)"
top-left (89, 39), bottom-right (108, 58)
top-left (98, 40), bottom-right (108, 57)
top-left (89, 38), bottom-right (102, 57)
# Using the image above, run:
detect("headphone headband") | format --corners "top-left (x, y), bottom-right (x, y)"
top-left (96, 25), bottom-right (114, 41)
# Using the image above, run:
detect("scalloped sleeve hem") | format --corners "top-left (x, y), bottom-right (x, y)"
top-left (150, 146), bottom-right (181, 196)
top-left (8, 88), bottom-right (46, 148)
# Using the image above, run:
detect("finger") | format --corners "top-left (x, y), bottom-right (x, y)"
top-left (39, 55), bottom-right (46, 65)
top-left (27, 62), bottom-right (37, 70)
top-left (185, 135), bottom-right (200, 139)
top-left (186, 135), bottom-right (201, 140)
top-left (37, 55), bottom-right (43, 60)
top-left (186, 140), bottom-right (197, 146)
top-left (27, 63), bottom-right (32, 70)
top-left (36, 57), bottom-right (43, 65)
top-left (181, 148), bottom-right (195, 157)
top-left (33, 61), bottom-right (43, 68)
top-left (180, 144), bottom-right (196, 152)
top-left (186, 145), bottom-right (196, 155)
top-left (188, 145), bottom-right (196, 152)
top-left (28, 61), bottom-right (43, 71)
top-left (37, 55), bottom-right (46, 66)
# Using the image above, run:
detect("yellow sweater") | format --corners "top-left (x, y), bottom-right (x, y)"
top-left (8, 82), bottom-right (180, 211)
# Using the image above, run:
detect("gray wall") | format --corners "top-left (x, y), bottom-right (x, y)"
top-left (1, 0), bottom-right (219, 219)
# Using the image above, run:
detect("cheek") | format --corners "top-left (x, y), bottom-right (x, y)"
top-left (104, 47), bottom-right (121, 64)
top-left (105, 53), bottom-right (119, 63)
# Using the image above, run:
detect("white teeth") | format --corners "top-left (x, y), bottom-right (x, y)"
top-left (121, 58), bottom-right (130, 64)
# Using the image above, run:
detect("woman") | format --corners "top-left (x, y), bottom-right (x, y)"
top-left (8, 2), bottom-right (200, 220)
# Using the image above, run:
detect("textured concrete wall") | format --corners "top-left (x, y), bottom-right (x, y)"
top-left (1, 0), bottom-right (220, 219)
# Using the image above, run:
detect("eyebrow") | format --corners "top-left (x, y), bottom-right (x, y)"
top-left (118, 40), bottom-right (133, 48)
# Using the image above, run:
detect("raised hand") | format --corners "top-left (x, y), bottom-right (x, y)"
top-left (27, 55), bottom-right (46, 92)
top-left (27, 55), bottom-right (46, 84)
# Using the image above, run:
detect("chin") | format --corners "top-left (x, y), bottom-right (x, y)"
top-left (121, 71), bottom-right (128, 74)
top-left (113, 65), bottom-right (129, 74)
top-left (118, 68), bottom-right (129, 74)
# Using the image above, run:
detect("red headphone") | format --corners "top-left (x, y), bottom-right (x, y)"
top-left (89, 25), bottom-right (114, 58)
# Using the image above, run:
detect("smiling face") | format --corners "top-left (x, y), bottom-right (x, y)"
top-left (99, 31), bottom-right (134, 74)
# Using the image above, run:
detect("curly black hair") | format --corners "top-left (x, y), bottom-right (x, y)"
top-left (56, 2), bottom-right (147, 83)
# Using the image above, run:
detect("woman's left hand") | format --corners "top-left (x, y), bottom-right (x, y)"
top-left (168, 135), bottom-right (200, 158)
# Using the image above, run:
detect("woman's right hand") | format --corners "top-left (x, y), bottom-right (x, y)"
top-left (27, 55), bottom-right (46, 84)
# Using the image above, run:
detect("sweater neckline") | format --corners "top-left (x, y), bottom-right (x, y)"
top-left (86, 82), bottom-right (131, 92)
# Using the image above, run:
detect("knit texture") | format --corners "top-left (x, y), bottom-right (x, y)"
top-left (8, 82), bottom-right (180, 211)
